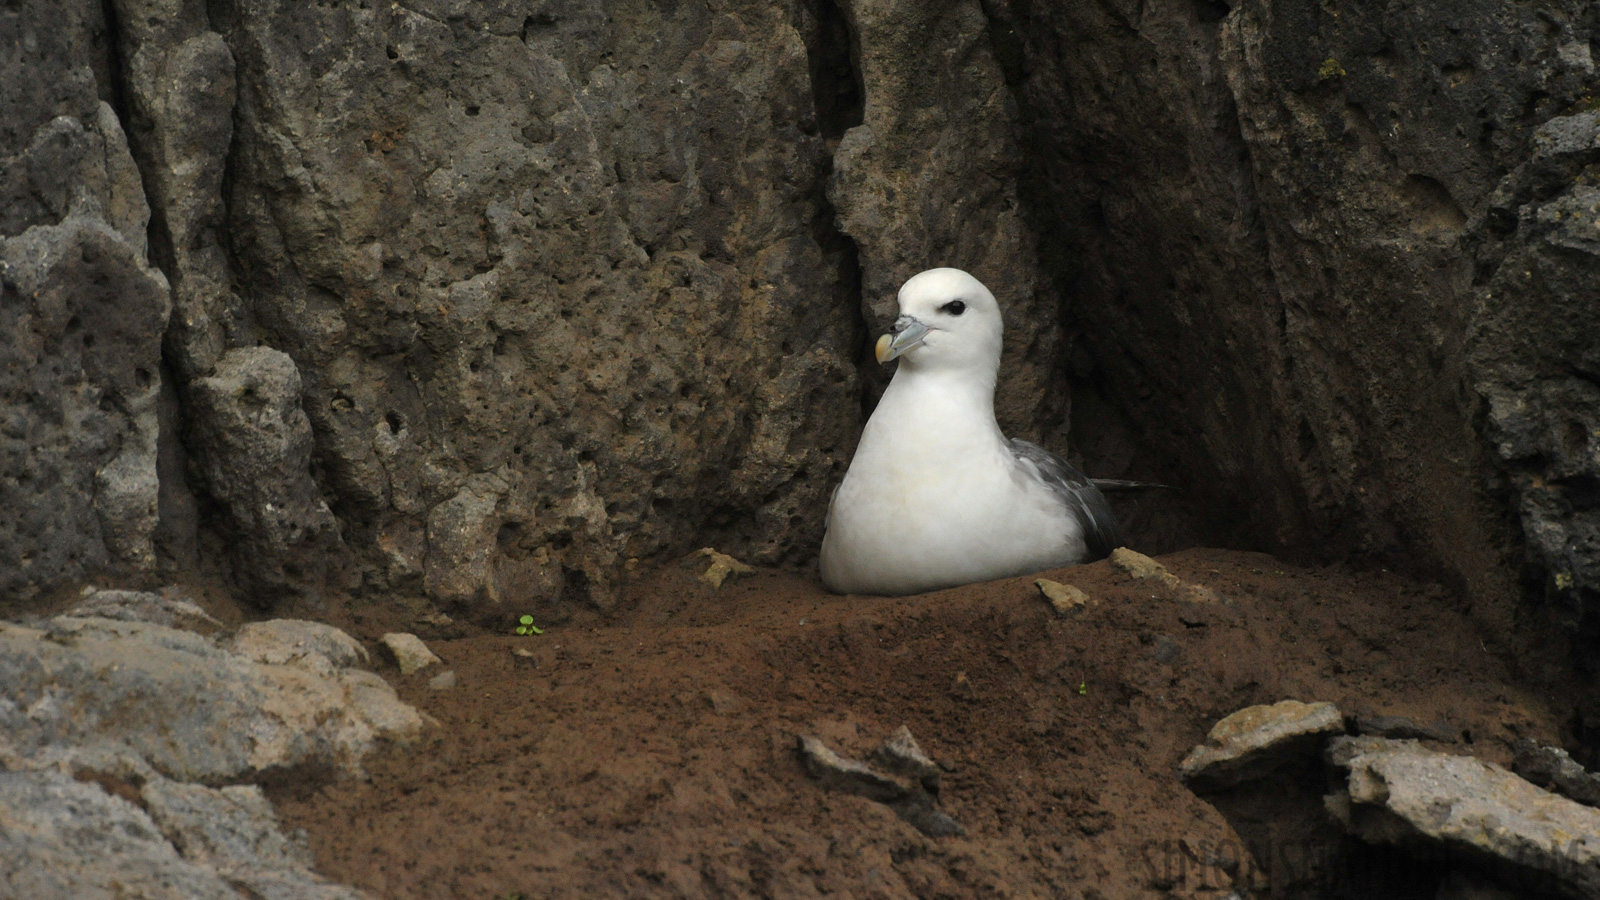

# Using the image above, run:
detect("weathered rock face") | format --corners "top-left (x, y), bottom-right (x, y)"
top-left (987, 0), bottom-right (1599, 627)
top-left (1471, 109), bottom-right (1600, 671)
top-left (0, 0), bottom-right (170, 601)
top-left (187, 346), bottom-right (343, 602)
top-left (210, 0), bottom-right (867, 607)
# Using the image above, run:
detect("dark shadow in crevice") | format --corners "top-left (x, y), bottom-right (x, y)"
top-left (794, 0), bottom-right (872, 423)
top-left (801, 0), bottom-right (864, 141)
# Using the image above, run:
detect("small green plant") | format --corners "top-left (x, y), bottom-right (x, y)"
top-left (1077, 681), bottom-right (1088, 696)
top-left (1318, 57), bottom-right (1346, 80)
top-left (514, 614), bottom-right (544, 636)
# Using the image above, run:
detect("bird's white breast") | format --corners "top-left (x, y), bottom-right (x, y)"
top-left (819, 372), bottom-right (1085, 595)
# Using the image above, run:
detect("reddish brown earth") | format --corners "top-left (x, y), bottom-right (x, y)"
top-left (273, 549), bottom-right (1574, 900)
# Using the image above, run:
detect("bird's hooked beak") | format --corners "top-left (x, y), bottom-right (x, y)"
top-left (874, 315), bottom-right (932, 364)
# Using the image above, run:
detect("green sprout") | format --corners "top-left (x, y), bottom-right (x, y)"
top-left (514, 614), bottom-right (544, 636)
top-left (1318, 58), bottom-right (1346, 80)
top-left (1077, 681), bottom-right (1088, 696)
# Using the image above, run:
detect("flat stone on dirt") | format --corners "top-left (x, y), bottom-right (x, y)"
top-left (1327, 736), bottom-right (1600, 899)
top-left (1180, 700), bottom-right (1345, 790)
top-left (380, 633), bottom-right (442, 675)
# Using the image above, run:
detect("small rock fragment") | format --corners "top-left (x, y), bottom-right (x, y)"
top-left (697, 547), bottom-right (755, 589)
top-left (427, 670), bottom-right (457, 691)
top-left (705, 689), bottom-right (746, 715)
top-left (1035, 579), bottom-right (1090, 616)
top-left (798, 735), bottom-right (906, 803)
top-left (874, 725), bottom-right (941, 789)
top-left (1180, 700), bottom-right (1345, 790)
top-left (379, 633), bottom-right (441, 675)
top-left (1109, 548), bottom-right (1181, 587)
top-left (951, 671), bottom-right (977, 702)
top-left (797, 729), bottom-right (965, 837)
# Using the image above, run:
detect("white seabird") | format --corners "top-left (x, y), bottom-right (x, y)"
top-left (819, 267), bottom-right (1123, 596)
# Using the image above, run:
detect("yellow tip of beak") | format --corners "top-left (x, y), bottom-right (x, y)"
top-left (874, 333), bottom-right (894, 364)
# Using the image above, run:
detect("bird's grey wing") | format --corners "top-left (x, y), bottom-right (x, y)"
top-left (1008, 438), bottom-right (1123, 560)
top-left (1091, 478), bottom-right (1175, 493)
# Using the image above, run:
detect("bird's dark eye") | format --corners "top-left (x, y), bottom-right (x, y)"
top-left (941, 300), bottom-right (967, 316)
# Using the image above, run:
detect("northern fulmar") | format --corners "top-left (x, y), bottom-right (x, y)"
top-left (820, 268), bottom-right (1128, 596)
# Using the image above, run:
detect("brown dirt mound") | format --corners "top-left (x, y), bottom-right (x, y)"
top-left (273, 549), bottom-right (1568, 899)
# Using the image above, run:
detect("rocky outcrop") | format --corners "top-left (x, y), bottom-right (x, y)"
top-left (1328, 735), bottom-right (1600, 900)
top-left (0, 592), bottom-right (420, 899)
top-left (109, 0), bottom-right (239, 380)
top-left (0, 604), bottom-right (425, 781)
top-left (1181, 702), bottom-right (1600, 899)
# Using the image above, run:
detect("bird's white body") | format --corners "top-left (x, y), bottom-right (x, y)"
top-left (819, 268), bottom-right (1093, 596)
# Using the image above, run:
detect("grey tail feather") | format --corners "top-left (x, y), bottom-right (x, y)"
top-left (1091, 478), bottom-right (1177, 493)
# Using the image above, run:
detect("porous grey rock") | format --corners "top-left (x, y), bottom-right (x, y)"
top-left (187, 346), bottom-right (343, 603)
top-left (1470, 108), bottom-right (1600, 661)
top-left (1326, 735), bottom-right (1600, 899)
top-left (0, 769), bottom-right (373, 900)
top-left (139, 777), bottom-right (371, 900)
top-left (1, 89), bottom-right (170, 598)
top-left (109, 0), bottom-right (239, 379)
top-left (231, 619), bottom-right (370, 673)
top-left (0, 615), bottom-right (424, 781)
top-left (0, 770), bottom-right (243, 900)
top-left (65, 588), bottom-right (220, 629)
top-left (1180, 700), bottom-right (1345, 790)
top-left (217, 0), bottom-right (862, 607)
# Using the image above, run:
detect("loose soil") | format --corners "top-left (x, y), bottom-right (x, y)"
top-left (273, 549), bottom-right (1575, 900)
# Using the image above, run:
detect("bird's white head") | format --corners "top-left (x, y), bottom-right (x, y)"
top-left (875, 268), bottom-right (1003, 376)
